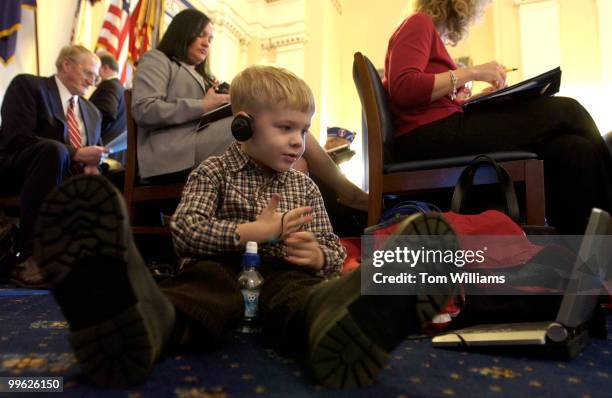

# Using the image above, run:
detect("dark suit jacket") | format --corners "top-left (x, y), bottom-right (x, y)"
top-left (0, 74), bottom-right (102, 160)
top-left (89, 77), bottom-right (126, 146)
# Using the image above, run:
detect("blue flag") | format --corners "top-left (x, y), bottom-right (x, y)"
top-left (0, 0), bottom-right (36, 66)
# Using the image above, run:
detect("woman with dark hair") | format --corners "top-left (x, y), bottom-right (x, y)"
top-left (132, 9), bottom-right (367, 213)
top-left (384, 0), bottom-right (612, 233)
top-left (156, 9), bottom-right (217, 88)
top-left (132, 9), bottom-right (231, 180)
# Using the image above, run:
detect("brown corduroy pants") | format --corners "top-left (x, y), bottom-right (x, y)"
top-left (159, 256), bottom-right (326, 355)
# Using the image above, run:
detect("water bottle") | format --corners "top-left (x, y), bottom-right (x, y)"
top-left (238, 241), bottom-right (263, 333)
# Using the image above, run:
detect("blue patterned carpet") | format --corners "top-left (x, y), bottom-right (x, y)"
top-left (1, 288), bottom-right (611, 398)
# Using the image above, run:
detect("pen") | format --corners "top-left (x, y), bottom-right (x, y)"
top-left (505, 67), bottom-right (518, 72)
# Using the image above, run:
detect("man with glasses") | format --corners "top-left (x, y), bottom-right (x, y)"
top-left (0, 44), bottom-right (108, 287)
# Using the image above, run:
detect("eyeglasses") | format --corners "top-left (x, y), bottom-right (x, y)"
top-left (69, 58), bottom-right (100, 85)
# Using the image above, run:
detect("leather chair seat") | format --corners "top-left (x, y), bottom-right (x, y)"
top-left (384, 151), bottom-right (538, 173)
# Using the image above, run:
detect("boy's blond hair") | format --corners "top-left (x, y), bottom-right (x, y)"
top-left (230, 65), bottom-right (315, 115)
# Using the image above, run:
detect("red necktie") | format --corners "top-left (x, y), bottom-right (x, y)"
top-left (67, 98), bottom-right (81, 149)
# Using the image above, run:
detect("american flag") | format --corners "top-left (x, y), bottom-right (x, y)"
top-left (96, 0), bottom-right (131, 84)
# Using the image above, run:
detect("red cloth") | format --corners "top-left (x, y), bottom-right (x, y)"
top-left (340, 210), bottom-right (544, 273)
top-left (444, 211), bottom-right (544, 269)
top-left (338, 210), bottom-right (546, 331)
top-left (382, 13), bottom-right (463, 137)
top-left (339, 237), bottom-right (361, 273)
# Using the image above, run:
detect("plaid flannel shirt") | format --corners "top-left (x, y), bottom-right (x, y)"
top-left (171, 142), bottom-right (346, 277)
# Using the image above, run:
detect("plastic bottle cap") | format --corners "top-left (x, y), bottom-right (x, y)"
top-left (243, 241), bottom-right (260, 268)
top-left (246, 241), bottom-right (258, 254)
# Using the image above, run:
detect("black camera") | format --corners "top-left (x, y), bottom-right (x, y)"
top-left (215, 82), bottom-right (230, 94)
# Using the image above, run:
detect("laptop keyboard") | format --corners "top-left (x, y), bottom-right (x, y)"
top-left (459, 322), bottom-right (552, 334)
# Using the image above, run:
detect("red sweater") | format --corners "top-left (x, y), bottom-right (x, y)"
top-left (382, 13), bottom-right (463, 137)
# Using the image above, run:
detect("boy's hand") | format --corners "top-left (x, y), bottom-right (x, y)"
top-left (255, 194), bottom-right (313, 241)
top-left (284, 231), bottom-right (324, 271)
top-left (280, 207), bottom-right (313, 239)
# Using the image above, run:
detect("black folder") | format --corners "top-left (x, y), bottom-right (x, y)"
top-left (196, 103), bottom-right (233, 131)
top-left (326, 143), bottom-right (356, 164)
top-left (463, 67), bottom-right (561, 110)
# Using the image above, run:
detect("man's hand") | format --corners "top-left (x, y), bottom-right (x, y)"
top-left (73, 146), bottom-right (110, 166)
top-left (83, 165), bottom-right (100, 175)
top-left (284, 231), bottom-right (324, 271)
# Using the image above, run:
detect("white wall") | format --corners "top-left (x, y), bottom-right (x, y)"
top-left (0, 0), bottom-right (110, 119)
top-left (334, 0), bottom-right (409, 188)
top-left (0, 0), bottom-right (75, 116)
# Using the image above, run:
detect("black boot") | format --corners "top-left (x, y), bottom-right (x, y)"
top-left (305, 212), bottom-right (459, 388)
top-left (34, 175), bottom-right (175, 387)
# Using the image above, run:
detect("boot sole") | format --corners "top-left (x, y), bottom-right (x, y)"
top-left (34, 175), bottom-right (155, 387)
top-left (309, 212), bottom-right (458, 388)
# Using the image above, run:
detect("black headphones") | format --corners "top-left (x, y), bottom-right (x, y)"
top-left (231, 113), bottom-right (255, 141)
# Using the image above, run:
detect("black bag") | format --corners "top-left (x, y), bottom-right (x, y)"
top-left (450, 154), bottom-right (556, 238)
top-left (450, 154), bottom-right (520, 223)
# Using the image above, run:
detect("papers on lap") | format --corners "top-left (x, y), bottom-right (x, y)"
top-left (463, 67), bottom-right (561, 110)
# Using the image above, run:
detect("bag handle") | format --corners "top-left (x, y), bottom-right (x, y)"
top-left (450, 155), bottom-right (520, 223)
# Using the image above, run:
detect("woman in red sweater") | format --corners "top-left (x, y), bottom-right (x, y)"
top-left (383, 0), bottom-right (612, 234)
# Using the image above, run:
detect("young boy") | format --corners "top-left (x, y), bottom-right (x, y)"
top-left (33, 65), bottom-right (457, 389)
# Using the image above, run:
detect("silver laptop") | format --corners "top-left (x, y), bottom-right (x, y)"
top-left (432, 208), bottom-right (610, 353)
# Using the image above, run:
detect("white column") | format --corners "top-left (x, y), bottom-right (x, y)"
top-left (514, 0), bottom-right (561, 78)
top-left (260, 42), bottom-right (275, 64)
top-left (194, 0), bottom-right (252, 82)
top-left (596, 0), bottom-right (612, 86)
top-left (269, 36), bottom-right (307, 77)
top-left (210, 23), bottom-right (243, 82)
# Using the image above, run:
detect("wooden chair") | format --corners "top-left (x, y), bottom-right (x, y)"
top-left (353, 52), bottom-right (546, 227)
top-left (123, 89), bottom-right (185, 235)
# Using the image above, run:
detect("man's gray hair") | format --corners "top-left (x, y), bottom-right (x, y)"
top-left (55, 45), bottom-right (98, 71)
